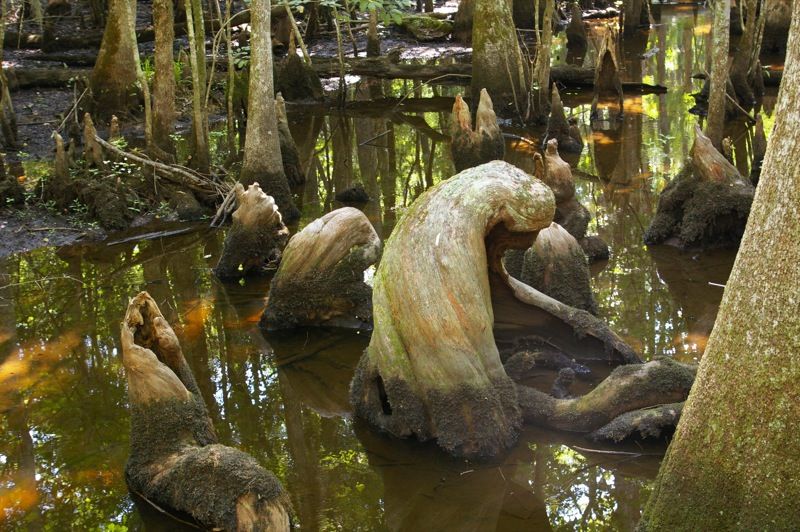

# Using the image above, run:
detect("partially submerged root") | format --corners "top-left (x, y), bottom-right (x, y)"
top-left (517, 358), bottom-right (695, 433)
top-left (589, 402), bottom-right (684, 442)
top-left (121, 292), bottom-right (291, 531)
top-left (351, 161), bottom-right (638, 459)
top-left (503, 349), bottom-right (591, 382)
top-left (450, 90), bottom-right (505, 172)
top-left (520, 223), bottom-right (597, 314)
top-left (262, 207), bottom-right (380, 330)
top-left (214, 183), bottom-right (290, 279)
top-left (645, 126), bottom-right (755, 249)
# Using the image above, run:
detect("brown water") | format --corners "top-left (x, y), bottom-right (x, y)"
top-left (0, 6), bottom-right (776, 531)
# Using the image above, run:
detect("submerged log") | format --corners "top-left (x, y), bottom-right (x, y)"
top-left (520, 223), bottom-right (597, 314)
top-left (121, 292), bottom-right (291, 531)
top-left (350, 161), bottom-right (640, 459)
top-left (214, 183), bottom-right (290, 278)
top-left (517, 358), bottom-right (695, 435)
top-left (308, 57), bottom-right (667, 92)
top-left (645, 126), bottom-right (755, 249)
top-left (450, 90), bottom-right (504, 172)
top-left (544, 85), bottom-right (583, 153)
top-left (261, 207), bottom-right (380, 330)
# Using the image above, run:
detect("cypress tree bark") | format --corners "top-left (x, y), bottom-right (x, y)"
top-left (152, 0), bottom-right (176, 155)
top-left (641, 2), bottom-right (800, 528)
top-left (90, 0), bottom-right (140, 115)
top-left (239, 0), bottom-right (300, 221)
top-left (706, 0), bottom-right (730, 149)
top-left (471, 0), bottom-right (528, 114)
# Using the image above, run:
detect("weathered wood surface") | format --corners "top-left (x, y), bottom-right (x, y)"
top-left (262, 207), bottom-right (380, 330)
top-left (351, 161), bottom-right (640, 459)
top-left (214, 183), bottom-right (289, 279)
top-left (121, 292), bottom-right (291, 531)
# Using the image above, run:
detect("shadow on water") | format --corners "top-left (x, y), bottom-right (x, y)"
top-left (0, 5), bottom-right (779, 530)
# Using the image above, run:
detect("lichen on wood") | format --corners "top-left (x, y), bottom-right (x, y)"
top-left (350, 161), bottom-right (638, 459)
top-left (262, 207), bottom-right (380, 331)
top-left (121, 292), bottom-right (291, 531)
top-left (214, 183), bottom-right (290, 279)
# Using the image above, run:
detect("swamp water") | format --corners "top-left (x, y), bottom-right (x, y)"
top-left (0, 6), bottom-right (775, 531)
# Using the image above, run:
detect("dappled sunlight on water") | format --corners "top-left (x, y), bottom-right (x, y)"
top-left (0, 4), bottom-right (780, 530)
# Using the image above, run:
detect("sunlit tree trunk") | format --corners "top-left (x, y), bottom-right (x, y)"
top-left (239, 0), bottom-right (300, 220)
top-left (471, 0), bottom-right (528, 114)
top-left (90, 0), bottom-right (140, 115)
top-left (152, 0), bottom-right (176, 155)
top-left (706, 0), bottom-right (730, 149)
top-left (641, 4), bottom-right (800, 527)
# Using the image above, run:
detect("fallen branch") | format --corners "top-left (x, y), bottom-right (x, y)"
top-left (93, 134), bottom-right (225, 200)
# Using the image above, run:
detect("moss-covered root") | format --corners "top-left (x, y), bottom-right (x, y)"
top-left (351, 161), bottom-right (556, 459)
top-left (214, 183), bottom-right (290, 279)
top-left (121, 291), bottom-right (292, 531)
top-left (521, 222), bottom-right (597, 314)
top-left (589, 402), bottom-right (684, 443)
top-left (450, 90), bottom-right (505, 172)
top-left (516, 358), bottom-right (696, 433)
top-left (262, 207), bottom-right (381, 331)
top-left (644, 127), bottom-right (755, 249)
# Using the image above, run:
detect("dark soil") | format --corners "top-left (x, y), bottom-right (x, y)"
top-left (0, 206), bottom-right (104, 258)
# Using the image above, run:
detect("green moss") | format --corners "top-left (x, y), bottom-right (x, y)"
top-left (401, 15), bottom-right (454, 41)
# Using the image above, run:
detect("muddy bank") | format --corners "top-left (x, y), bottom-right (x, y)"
top-left (0, 207), bottom-right (104, 258)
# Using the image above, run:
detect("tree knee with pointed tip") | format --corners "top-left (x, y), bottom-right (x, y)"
top-left (350, 161), bottom-right (640, 459)
top-left (214, 183), bottom-right (290, 279)
top-left (450, 89), bottom-right (505, 172)
top-left (645, 126), bottom-right (754, 249)
top-left (121, 292), bottom-right (291, 531)
top-left (262, 207), bottom-right (381, 330)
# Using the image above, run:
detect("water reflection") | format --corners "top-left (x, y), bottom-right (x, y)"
top-left (0, 5), bottom-right (779, 530)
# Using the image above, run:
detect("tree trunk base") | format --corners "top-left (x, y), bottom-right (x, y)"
top-left (121, 292), bottom-right (291, 531)
top-left (262, 207), bottom-right (380, 330)
top-left (214, 183), bottom-right (290, 279)
top-left (645, 126), bottom-right (755, 249)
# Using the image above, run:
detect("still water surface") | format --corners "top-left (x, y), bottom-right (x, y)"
top-left (0, 5), bottom-right (775, 530)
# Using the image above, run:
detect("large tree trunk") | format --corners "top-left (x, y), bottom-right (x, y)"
top-left (706, 0), bottom-right (731, 149)
top-left (350, 161), bottom-right (639, 460)
top-left (152, 0), bottom-right (176, 156)
top-left (641, 3), bottom-right (800, 528)
top-left (471, 0), bottom-right (528, 114)
top-left (90, 0), bottom-right (140, 115)
top-left (239, 0), bottom-right (300, 221)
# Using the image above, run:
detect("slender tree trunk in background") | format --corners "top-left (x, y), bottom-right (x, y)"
top-left (471, 0), bottom-right (528, 114)
top-left (706, 0), bottom-right (731, 149)
top-left (239, 0), bottom-right (300, 221)
top-left (641, 4), bottom-right (800, 528)
top-left (530, 0), bottom-right (553, 123)
top-left (90, 0), bottom-right (141, 115)
top-left (0, 0), bottom-right (18, 147)
top-left (185, 0), bottom-right (210, 172)
top-left (152, 0), bottom-right (176, 156)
